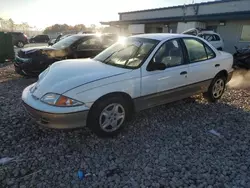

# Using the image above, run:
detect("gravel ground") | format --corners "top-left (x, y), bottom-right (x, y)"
top-left (0, 63), bottom-right (250, 188)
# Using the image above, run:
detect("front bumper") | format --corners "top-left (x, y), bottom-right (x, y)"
top-left (22, 84), bottom-right (90, 129)
top-left (22, 102), bottom-right (89, 129)
top-left (14, 57), bottom-right (41, 76)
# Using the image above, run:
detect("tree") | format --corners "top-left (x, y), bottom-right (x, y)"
top-left (43, 24), bottom-right (87, 34)
top-left (9, 19), bottom-right (14, 31)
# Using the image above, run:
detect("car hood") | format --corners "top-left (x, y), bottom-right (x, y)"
top-left (31, 59), bottom-right (132, 98)
top-left (19, 46), bottom-right (67, 58)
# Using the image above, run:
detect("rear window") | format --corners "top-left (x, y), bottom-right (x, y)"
top-left (213, 34), bottom-right (221, 41)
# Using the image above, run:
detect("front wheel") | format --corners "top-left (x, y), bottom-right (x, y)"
top-left (87, 96), bottom-right (131, 137)
top-left (203, 75), bottom-right (226, 102)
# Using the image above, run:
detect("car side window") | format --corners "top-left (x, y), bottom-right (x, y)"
top-left (183, 38), bottom-right (215, 63)
top-left (213, 34), bottom-right (221, 41)
top-left (205, 45), bottom-right (216, 59)
top-left (152, 39), bottom-right (184, 68)
top-left (102, 36), bottom-right (116, 48)
top-left (77, 37), bottom-right (101, 50)
top-left (201, 34), bottom-right (216, 42)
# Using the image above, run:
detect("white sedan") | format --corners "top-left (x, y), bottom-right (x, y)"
top-left (22, 34), bottom-right (234, 137)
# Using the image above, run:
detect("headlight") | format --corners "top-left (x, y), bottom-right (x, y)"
top-left (41, 93), bottom-right (83, 107)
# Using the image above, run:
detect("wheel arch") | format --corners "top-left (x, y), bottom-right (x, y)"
top-left (87, 92), bottom-right (135, 122)
top-left (215, 70), bottom-right (228, 79)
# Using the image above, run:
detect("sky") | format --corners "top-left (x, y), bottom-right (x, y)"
top-left (0, 0), bottom-right (216, 29)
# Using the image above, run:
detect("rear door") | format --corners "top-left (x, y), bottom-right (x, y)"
top-left (182, 37), bottom-right (219, 87)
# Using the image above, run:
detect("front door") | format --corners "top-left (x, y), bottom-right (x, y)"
top-left (139, 39), bottom-right (189, 110)
top-left (75, 37), bottom-right (103, 58)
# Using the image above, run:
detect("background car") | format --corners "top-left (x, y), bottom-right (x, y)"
top-left (22, 33), bottom-right (234, 137)
top-left (14, 33), bottom-right (118, 76)
top-left (29, 34), bottom-right (50, 43)
top-left (8, 32), bottom-right (29, 48)
top-left (182, 28), bottom-right (224, 50)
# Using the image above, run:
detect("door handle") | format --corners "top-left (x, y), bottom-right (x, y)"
top-left (215, 64), bottom-right (220, 67)
top-left (180, 71), bottom-right (187, 75)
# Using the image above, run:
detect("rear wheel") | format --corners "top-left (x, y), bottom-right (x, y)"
top-left (87, 95), bottom-right (131, 137)
top-left (203, 75), bottom-right (226, 102)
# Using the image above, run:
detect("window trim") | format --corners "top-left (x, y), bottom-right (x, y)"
top-left (181, 37), bottom-right (216, 64)
top-left (76, 36), bottom-right (102, 51)
top-left (146, 38), bottom-right (187, 71)
top-left (240, 25), bottom-right (250, 42)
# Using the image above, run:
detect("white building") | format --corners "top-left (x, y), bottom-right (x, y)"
top-left (101, 0), bottom-right (250, 53)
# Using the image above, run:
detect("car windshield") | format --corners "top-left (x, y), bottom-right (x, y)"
top-left (94, 37), bottom-right (159, 69)
top-left (52, 35), bottom-right (82, 49)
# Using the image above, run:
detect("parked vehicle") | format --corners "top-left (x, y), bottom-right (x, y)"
top-left (29, 34), bottom-right (50, 43)
top-left (182, 28), bottom-right (224, 50)
top-left (22, 33), bottom-right (234, 137)
top-left (8, 32), bottom-right (28, 48)
top-left (14, 34), bottom-right (118, 76)
top-left (233, 46), bottom-right (250, 69)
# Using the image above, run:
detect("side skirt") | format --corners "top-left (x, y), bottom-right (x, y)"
top-left (134, 79), bottom-right (212, 112)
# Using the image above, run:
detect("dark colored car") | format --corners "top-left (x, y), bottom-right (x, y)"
top-left (29, 34), bottom-right (50, 43)
top-left (233, 46), bottom-right (250, 69)
top-left (14, 34), bottom-right (118, 76)
top-left (9, 32), bottom-right (29, 48)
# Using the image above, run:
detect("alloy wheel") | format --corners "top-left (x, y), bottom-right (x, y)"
top-left (99, 103), bottom-right (125, 132)
top-left (212, 78), bottom-right (225, 98)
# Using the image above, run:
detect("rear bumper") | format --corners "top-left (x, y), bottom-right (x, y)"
top-left (22, 102), bottom-right (89, 129)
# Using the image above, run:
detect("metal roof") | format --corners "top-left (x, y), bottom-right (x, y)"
top-left (118, 0), bottom-right (242, 15)
top-left (101, 10), bottom-right (250, 25)
top-left (130, 33), bottom-right (191, 40)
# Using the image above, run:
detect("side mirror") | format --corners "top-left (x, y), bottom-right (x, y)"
top-left (147, 62), bottom-right (166, 71)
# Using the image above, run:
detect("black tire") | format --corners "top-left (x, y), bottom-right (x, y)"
top-left (87, 95), bottom-right (132, 137)
top-left (203, 74), bottom-right (226, 102)
top-left (17, 41), bottom-right (24, 48)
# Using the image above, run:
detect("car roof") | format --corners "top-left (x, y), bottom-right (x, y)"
top-left (68, 33), bottom-right (116, 37)
top-left (200, 31), bottom-right (216, 34)
top-left (9, 32), bottom-right (22, 34)
top-left (130, 33), bottom-right (196, 41)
